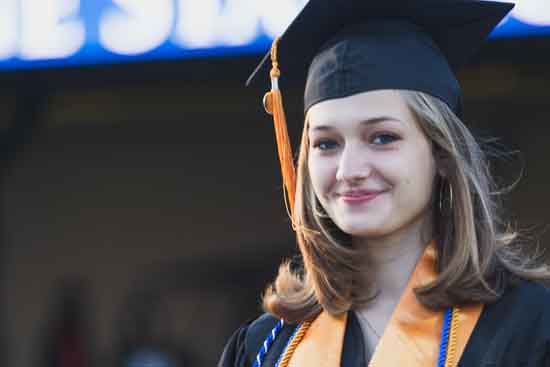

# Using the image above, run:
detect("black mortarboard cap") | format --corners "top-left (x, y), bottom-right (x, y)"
top-left (246, 0), bottom-right (515, 117)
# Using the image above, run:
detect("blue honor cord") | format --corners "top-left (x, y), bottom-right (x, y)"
top-left (438, 308), bottom-right (454, 367)
top-left (252, 319), bottom-right (285, 367)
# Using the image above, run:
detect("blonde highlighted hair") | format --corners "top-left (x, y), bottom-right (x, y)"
top-left (262, 90), bottom-right (550, 324)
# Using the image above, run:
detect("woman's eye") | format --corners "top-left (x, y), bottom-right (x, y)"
top-left (313, 139), bottom-right (338, 150)
top-left (371, 133), bottom-right (399, 145)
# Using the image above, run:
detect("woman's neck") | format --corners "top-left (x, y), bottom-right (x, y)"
top-left (353, 211), bottom-right (434, 302)
top-left (352, 213), bottom-right (434, 362)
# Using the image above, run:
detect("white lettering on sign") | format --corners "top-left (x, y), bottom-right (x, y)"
top-left (99, 0), bottom-right (174, 55)
top-left (174, 0), bottom-right (305, 48)
top-left (259, 0), bottom-right (307, 38)
top-left (0, 0), bottom-right (18, 59)
top-left (216, 0), bottom-right (260, 46)
top-left (174, 0), bottom-right (220, 48)
top-left (0, 0), bottom-right (548, 65)
top-left (19, 0), bottom-right (85, 60)
top-left (511, 0), bottom-right (550, 26)
top-left (175, 0), bottom-right (260, 48)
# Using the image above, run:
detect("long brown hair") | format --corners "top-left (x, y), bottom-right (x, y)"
top-left (262, 90), bottom-right (550, 324)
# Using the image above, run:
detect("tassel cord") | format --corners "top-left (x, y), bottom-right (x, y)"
top-left (263, 38), bottom-right (297, 228)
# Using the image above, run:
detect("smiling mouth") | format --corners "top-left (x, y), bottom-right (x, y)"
top-left (339, 191), bottom-right (383, 204)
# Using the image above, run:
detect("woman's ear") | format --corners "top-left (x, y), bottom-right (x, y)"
top-left (432, 143), bottom-right (452, 179)
top-left (434, 152), bottom-right (450, 179)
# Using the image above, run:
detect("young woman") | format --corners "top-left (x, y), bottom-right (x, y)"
top-left (219, 1), bottom-right (550, 366)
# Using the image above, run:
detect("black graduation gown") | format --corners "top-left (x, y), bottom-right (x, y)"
top-left (218, 281), bottom-right (550, 367)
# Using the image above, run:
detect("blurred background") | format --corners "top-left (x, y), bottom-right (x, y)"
top-left (0, 1), bottom-right (548, 366)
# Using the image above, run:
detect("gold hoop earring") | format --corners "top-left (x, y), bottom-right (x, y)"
top-left (439, 181), bottom-right (454, 212)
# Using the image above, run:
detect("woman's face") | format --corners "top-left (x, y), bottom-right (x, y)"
top-left (307, 90), bottom-right (437, 239)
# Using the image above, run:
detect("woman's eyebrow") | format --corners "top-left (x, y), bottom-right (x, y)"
top-left (360, 116), bottom-right (404, 126)
top-left (310, 116), bottom-right (403, 131)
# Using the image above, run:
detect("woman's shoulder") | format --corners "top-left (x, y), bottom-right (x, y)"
top-left (462, 280), bottom-right (550, 365)
top-left (499, 279), bottom-right (550, 311)
top-left (218, 313), bottom-right (294, 367)
top-left (481, 280), bottom-right (550, 334)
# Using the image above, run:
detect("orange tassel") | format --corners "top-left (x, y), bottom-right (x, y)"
top-left (263, 38), bottom-right (296, 226)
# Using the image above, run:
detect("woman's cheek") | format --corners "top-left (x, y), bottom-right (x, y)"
top-left (308, 159), bottom-right (337, 197)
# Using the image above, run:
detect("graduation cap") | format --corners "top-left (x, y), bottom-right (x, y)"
top-left (247, 0), bottom-right (514, 224)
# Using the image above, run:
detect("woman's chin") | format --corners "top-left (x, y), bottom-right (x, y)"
top-left (335, 219), bottom-right (388, 238)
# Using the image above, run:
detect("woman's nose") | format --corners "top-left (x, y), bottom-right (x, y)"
top-left (335, 146), bottom-right (372, 183)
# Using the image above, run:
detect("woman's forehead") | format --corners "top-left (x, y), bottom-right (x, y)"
top-left (307, 90), bottom-right (413, 128)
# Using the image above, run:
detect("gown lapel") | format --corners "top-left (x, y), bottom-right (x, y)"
top-left (287, 311), bottom-right (347, 367)
top-left (286, 241), bottom-right (483, 367)
top-left (369, 242), bottom-right (483, 367)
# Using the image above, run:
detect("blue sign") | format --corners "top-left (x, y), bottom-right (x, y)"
top-left (0, 0), bottom-right (548, 71)
top-left (491, 1), bottom-right (550, 38)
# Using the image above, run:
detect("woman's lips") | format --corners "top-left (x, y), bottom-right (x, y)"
top-left (339, 191), bottom-right (383, 204)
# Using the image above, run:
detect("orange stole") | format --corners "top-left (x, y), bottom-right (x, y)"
top-left (287, 242), bottom-right (483, 367)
